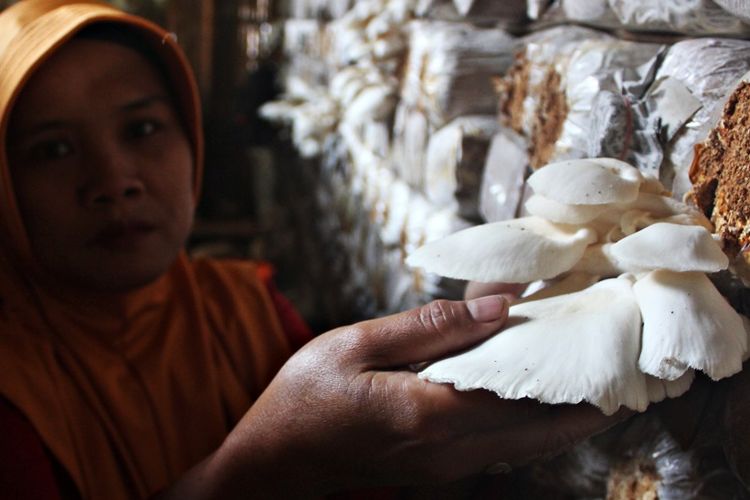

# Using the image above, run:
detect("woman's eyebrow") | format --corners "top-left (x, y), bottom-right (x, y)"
top-left (120, 94), bottom-right (171, 111)
top-left (12, 95), bottom-right (173, 138)
top-left (11, 120), bottom-right (66, 140)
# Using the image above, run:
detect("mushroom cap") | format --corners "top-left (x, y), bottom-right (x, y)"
top-left (610, 222), bottom-right (729, 273)
top-left (515, 272), bottom-right (601, 304)
top-left (525, 191), bottom-right (710, 233)
top-left (623, 193), bottom-right (709, 224)
top-left (639, 175), bottom-right (670, 195)
top-left (645, 370), bottom-right (695, 403)
top-left (570, 243), bottom-right (623, 277)
top-left (635, 270), bottom-right (747, 381)
top-left (405, 216), bottom-right (597, 283)
top-left (525, 194), bottom-right (613, 224)
top-left (528, 158), bottom-right (643, 206)
top-left (419, 276), bottom-right (649, 415)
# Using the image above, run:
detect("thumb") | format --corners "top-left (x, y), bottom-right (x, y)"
top-left (352, 295), bottom-right (509, 368)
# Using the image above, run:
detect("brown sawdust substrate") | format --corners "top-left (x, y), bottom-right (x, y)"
top-left (606, 459), bottom-right (660, 500)
top-left (689, 82), bottom-right (750, 259)
top-left (496, 52), bottom-right (529, 134)
top-left (530, 67), bottom-right (567, 169)
top-left (495, 52), bottom-right (568, 170)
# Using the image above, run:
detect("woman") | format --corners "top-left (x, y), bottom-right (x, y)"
top-left (0, 1), bottom-right (626, 498)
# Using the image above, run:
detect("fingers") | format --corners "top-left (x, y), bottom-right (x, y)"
top-left (483, 403), bottom-right (633, 466)
top-left (380, 380), bottom-right (633, 482)
top-left (423, 403), bottom-right (631, 479)
top-left (379, 372), bottom-right (550, 434)
top-left (346, 295), bottom-right (509, 368)
top-left (400, 373), bottom-right (628, 464)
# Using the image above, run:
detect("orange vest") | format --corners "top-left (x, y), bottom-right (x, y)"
top-left (0, 257), bottom-right (294, 498)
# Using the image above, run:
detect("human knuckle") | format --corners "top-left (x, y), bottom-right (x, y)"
top-left (388, 393), bottom-right (438, 440)
top-left (419, 300), bottom-right (457, 334)
top-left (339, 322), bottom-right (367, 342)
top-left (334, 324), bottom-right (372, 356)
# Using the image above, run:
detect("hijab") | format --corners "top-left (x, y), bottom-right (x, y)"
top-left (0, 2), bottom-right (293, 497)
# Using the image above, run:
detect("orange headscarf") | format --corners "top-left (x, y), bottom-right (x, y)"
top-left (0, 1), bottom-right (293, 498)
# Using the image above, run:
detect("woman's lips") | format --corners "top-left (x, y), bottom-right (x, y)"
top-left (91, 220), bottom-right (156, 250)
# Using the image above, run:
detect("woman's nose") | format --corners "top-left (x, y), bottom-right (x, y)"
top-left (78, 146), bottom-right (145, 209)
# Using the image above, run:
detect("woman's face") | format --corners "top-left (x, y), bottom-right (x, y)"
top-left (7, 37), bottom-right (196, 293)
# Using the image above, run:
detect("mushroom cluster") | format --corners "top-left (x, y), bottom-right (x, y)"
top-left (406, 157), bottom-right (750, 415)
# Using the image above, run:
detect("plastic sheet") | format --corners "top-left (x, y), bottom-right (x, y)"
top-left (400, 20), bottom-right (515, 128)
top-left (424, 115), bottom-right (498, 220)
top-left (479, 128), bottom-right (528, 222)
top-left (649, 38), bottom-right (750, 198)
top-left (541, 0), bottom-right (750, 36)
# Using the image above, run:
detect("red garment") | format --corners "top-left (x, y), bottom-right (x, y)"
top-left (0, 399), bottom-right (63, 500)
top-left (257, 263), bottom-right (313, 350)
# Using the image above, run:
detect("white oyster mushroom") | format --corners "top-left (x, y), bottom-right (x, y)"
top-left (614, 211), bottom-right (710, 237)
top-left (570, 243), bottom-right (623, 277)
top-left (645, 370), bottom-right (695, 403)
top-left (329, 68), bottom-right (365, 104)
top-left (343, 84), bottom-right (396, 124)
top-left (635, 270), bottom-right (747, 381)
top-left (610, 192), bottom-right (706, 226)
top-left (623, 192), bottom-right (709, 224)
top-left (515, 272), bottom-right (601, 304)
top-left (617, 210), bottom-right (657, 236)
top-left (405, 216), bottom-right (597, 283)
top-left (525, 191), bottom-right (709, 230)
top-left (525, 194), bottom-right (612, 224)
top-left (528, 158), bottom-right (643, 206)
top-left (610, 222), bottom-right (729, 273)
top-left (419, 277), bottom-right (649, 415)
top-left (639, 175), bottom-right (671, 195)
top-left (408, 153), bottom-right (746, 414)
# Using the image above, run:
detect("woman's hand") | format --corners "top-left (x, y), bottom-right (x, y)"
top-left (163, 296), bottom-right (629, 499)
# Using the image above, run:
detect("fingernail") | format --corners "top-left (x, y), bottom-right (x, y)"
top-left (467, 295), bottom-right (508, 323)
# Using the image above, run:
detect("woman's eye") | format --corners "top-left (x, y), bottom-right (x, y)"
top-left (31, 140), bottom-right (73, 161)
top-left (129, 119), bottom-right (161, 139)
